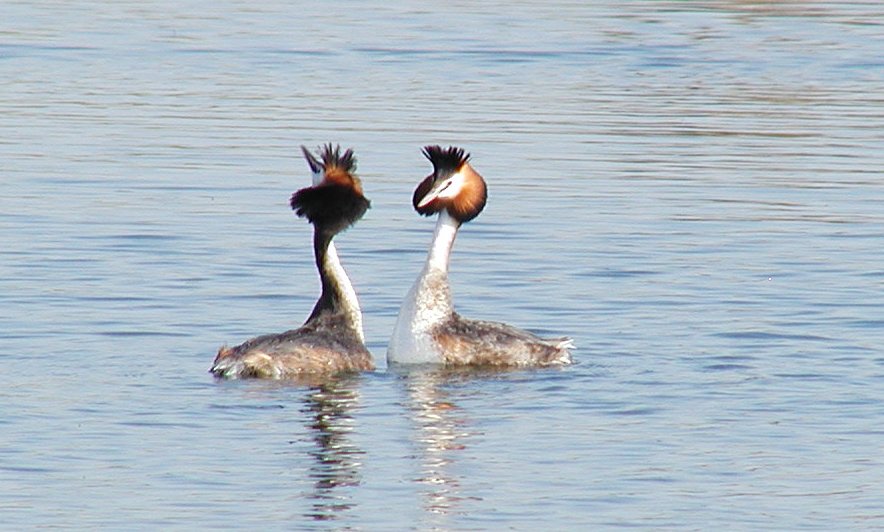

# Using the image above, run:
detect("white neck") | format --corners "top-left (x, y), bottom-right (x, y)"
top-left (426, 210), bottom-right (460, 274)
top-left (323, 241), bottom-right (365, 343)
top-left (387, 210), bottom-right (460, 364)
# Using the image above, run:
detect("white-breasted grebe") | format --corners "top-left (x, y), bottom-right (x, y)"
top-left (387, 146), bottom-right (573, 367)
top-left (211, 144), bottom-right (374, 379)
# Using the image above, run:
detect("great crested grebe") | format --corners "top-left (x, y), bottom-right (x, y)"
top-left (211, 144), bottom-right (374, 379)
top-left (387, 146), bottom-right (573, 367)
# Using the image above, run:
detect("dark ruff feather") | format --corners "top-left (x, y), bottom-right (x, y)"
top-left (291, 185), bottom-right (370, 234)
top-left (291, 144), bottom-right (369, 233)
top-left (412, 175), bottom-right (438, 216)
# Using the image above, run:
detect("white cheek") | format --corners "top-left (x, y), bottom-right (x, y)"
top-left (439, 172), bottom-right (466, 199)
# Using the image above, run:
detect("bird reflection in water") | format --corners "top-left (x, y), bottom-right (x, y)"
top-left (298, 376), bottom-right (364, 522)
top-left (400, 367), bottom-right (492, 517)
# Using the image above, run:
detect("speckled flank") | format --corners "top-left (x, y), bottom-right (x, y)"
top-left (211, 313), bottom-right (372, 379)
top-left (434, 314), bottom-right (572, 367)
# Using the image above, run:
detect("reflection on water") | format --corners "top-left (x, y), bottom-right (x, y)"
top-left (397, 367), bottom-right (494, 518)
top-left (3, 0), bottom-right (883, 528)
top-left (298, 379), bottom-right (364, 522)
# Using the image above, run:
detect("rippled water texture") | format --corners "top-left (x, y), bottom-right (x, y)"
top-left (2, 1), bottom-right (883, 528)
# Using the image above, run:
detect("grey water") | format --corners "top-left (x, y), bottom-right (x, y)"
top-left (2, 1), bottom-right (883, 529)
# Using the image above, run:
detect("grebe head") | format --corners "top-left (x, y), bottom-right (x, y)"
top-left (414, 145), bottom-right (487, 223)
top-left (291, 144), bottom-right (370, 234)
top-left (300, 144), bottom-right (362, 191)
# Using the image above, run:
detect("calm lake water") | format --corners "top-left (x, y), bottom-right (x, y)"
top-left (2, 1), bottom-right (883, 529)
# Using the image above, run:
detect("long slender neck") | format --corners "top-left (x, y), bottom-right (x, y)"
top-left (406, 209), bottom-right (461, 320)
top-left (387, 210), bottom-right (462, 362)
top-left (425, 210), bottom-right (461, 274)
top-left (307, 228), bottom-right (364, 342)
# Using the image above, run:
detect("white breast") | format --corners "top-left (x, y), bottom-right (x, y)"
top-left (387, 211), bottom-right (461, 365)
top-left (387, 267), bottom-right (451, 364)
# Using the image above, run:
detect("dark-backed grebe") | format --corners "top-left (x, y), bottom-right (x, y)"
top-left (211, 144), bottom-right (374, 379)
top-left (387, 146), bottom-right (573, 367)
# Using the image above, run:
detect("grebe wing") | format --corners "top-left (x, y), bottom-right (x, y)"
top-left (433, 314), bottom-right (572, 367)
top-left (212, 314), bottom-right (372, 378)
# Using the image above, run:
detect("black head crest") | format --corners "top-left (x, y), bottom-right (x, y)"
top-left (422, 145), bottom-right (470, 177)
top-left (318, 144), bottom-right (356, 175)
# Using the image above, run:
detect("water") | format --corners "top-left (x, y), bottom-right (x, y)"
top-left (2, 0), bottom-right (883, 528)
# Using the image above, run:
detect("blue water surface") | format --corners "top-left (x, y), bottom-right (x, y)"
top-left (2, 1), bottom-right (883, 529)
